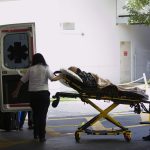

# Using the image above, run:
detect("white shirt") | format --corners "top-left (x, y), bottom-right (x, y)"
top-left (21, 64), bottom-right (55, 91)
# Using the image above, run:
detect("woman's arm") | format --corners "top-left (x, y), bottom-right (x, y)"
top-left (51, 74), bottom-right (63, 81)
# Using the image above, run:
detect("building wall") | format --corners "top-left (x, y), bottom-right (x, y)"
top-left (0, 0), bottom-right (150, 93)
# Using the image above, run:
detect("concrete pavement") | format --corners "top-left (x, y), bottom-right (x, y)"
top-left (0, 113), bottom-right (150, 150)
top-left (0, 100), bottom-right (150, 150)
top-left (48, 100), bottom-right (135, 118)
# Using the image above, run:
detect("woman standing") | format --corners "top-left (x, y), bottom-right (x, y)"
top-left (12, 53), bottom-right (59, 142)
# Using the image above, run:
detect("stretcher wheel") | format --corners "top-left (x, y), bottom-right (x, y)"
top-left (123, 131), bottom-right (131, 142)
top-left (75, 131), bottom-right (80, 143)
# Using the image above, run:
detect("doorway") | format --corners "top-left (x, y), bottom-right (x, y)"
top-left (120, 41), bottom-right (131, 83)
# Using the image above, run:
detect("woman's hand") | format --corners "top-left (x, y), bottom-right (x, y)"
top-left (52, 73), bottom-right (63, 81)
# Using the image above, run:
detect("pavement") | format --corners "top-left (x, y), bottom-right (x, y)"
top-left (1, 100), bottom-right (150, 150)
top-left (48, 100), bottom-right (135, 118)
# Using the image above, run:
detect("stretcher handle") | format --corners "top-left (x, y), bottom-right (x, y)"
top-left (54, 70), bottom-right (61, 75)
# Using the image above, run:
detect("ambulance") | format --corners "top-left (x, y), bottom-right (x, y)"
top-left (0, 22), bottom-right (36, 130)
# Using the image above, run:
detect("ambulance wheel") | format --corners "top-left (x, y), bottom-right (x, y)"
top-left (75, 131), bottom-right (80, 143)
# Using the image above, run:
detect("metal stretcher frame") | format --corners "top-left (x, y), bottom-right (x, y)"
top-left (52, 71), bottom-right (150, 142)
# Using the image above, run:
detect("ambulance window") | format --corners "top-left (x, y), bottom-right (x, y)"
top-left (3, 33), bottom-right (30, 69)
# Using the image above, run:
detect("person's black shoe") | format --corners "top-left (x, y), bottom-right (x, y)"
top-left (39, 138), bottom-right (46, 143)
top-left (143, 135), bottom-right (150, 141)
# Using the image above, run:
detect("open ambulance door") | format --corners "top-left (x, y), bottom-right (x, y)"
top-left (0, 22), bottom-right (36, 112)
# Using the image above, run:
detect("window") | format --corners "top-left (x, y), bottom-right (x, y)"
top-left (3, 33), bottom-right (30, 69)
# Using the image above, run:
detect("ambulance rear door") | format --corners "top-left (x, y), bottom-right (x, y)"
top-left (0, 22), bottom-right (36, 112)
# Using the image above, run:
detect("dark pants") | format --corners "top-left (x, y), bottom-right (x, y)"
top-left (30, 91), bottom-right (50, 139)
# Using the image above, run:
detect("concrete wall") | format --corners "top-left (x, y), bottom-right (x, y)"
top-left (0, 0), bottom-right (150, 93)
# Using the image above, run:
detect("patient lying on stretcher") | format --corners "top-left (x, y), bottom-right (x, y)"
top-left (54, 66), bottom-right (148, 100)
top-left (53, 66), bottom-right (148, 108)
top-left (67, 66), bottom-right (144, 93)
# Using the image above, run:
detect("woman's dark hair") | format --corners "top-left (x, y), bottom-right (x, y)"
top-left (31, 53), bottom-right (48, 66)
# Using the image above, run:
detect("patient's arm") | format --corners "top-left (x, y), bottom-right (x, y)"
top-left (91, 73), bottom-right (112, 87)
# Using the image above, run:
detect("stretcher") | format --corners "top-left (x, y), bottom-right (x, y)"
top-left (52, 69), bottom-right (150, 142)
